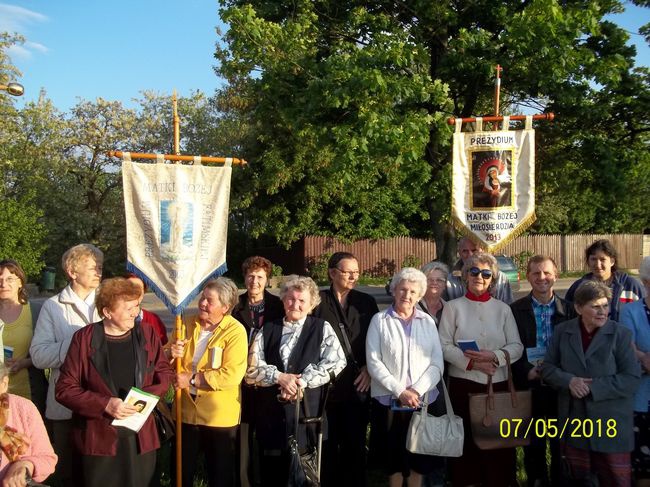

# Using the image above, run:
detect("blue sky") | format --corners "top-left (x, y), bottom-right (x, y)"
top-left (2, 1), bottom-right (648, 112)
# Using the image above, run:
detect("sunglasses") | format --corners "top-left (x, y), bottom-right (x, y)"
top-left (469, 267), bottom-right (493, 279)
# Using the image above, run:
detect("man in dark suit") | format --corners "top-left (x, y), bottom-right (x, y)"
top-left (511, 255), bottom-right (572, 487)
top-left (312, 252), bottom-right (378, 487)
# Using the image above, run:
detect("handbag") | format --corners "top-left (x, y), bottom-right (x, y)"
top-left (287, 392), bottom-right (320, 487)
top-left (468, 349), bottom-right (532, 450)
top-left (153, 401), bottom-right (175, 443)
top-left (406, 379), bottom-right (464, 457)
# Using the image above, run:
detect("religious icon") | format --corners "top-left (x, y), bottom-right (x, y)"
top-left (470, 150), bottom-right (513, 209)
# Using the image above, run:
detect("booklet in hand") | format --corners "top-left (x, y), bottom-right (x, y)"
top-left (457, 340), bottom-right (480, 352)
top-left (111, 387), bottom-right (159, 432)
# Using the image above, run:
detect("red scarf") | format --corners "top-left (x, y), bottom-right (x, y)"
top-left (465, 290), bottom-right (491, 302)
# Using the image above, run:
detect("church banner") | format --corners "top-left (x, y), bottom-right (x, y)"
top-left (122, 156), bottom-right (232, 314)
top-left (451, 115), bottom-right (536, 252)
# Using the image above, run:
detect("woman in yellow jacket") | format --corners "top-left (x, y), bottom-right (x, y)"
top-left (171, 277), bottom-right (248, 487)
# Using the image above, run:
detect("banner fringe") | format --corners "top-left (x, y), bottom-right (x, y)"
top-left (451, 212), bottom-right (537, 254)
top-left (126, 262), bottom-right (228, 316)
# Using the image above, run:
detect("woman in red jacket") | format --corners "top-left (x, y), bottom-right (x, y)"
top-left (56, 277), bottom-right (173, 487)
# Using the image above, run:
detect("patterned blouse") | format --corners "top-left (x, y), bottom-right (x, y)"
top-left (245, 317), bottom-right (346, 389)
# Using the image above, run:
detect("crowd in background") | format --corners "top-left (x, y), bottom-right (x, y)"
top-left (0, 237), bottom-right (648, 487)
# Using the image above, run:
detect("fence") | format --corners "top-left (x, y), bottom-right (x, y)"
top-left (301, 234), bottom-right (645, 276)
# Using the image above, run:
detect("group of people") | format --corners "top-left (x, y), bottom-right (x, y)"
top-left (0, 237), bottom-right (648, 487)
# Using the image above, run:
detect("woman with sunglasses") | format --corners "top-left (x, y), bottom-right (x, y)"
top-left (439, 253), bottom-right (523, 487)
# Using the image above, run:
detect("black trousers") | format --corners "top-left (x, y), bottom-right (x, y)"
top-left (174, 423), bottom-right (238, 487)
top-left (321, 399), bottom-right (370, 487)
top-left (524, 382), bottom-right (561, 486)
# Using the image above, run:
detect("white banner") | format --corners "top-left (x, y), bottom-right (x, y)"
top-left (122, 159), bottom-right (232, 314)
top-left (451, 116), bottom-right (536, 251)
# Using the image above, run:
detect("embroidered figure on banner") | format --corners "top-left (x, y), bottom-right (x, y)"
top-left (160, 200), bottom-right (194, 262)
top-left (470, 151), bottom-right (514, 209)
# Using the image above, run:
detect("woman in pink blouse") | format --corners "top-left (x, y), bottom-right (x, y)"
top-left (0, 362), bottom-right (57, 486)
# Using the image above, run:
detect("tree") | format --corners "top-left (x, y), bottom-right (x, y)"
top-left (214, 0), bottom-right (649, 262)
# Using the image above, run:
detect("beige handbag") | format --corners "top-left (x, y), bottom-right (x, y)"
top-left (468, 349), bottom-right (532, 450)
top-left (406, 380), bottom-right (464, 457)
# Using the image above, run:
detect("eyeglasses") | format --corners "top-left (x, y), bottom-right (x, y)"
top-left (469, 268), bottom-right (493, 279)
top-left (336, 269), bottom-right (360, 277)
top-left (0, 277), bottom-right (19, 286)
top-left (427, 278), bottom-right (446, 285)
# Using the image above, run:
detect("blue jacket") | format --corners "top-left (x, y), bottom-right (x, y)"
top-left (565, 271), bottom-right (645, 322)
top-left (620, 299), bottom-right (650, 412)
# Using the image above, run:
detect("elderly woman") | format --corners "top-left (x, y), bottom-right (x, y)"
top-left (30, 243), bottom-right (103, 487)
top-left (0, 362), bottom-right (57, 486)
top-left (366, 267), bottom-right (444, 487)
top-left (418, 261), bottom-right (449, 323)
top-left (438, 253), bottom-right (523, 487)
top-left (170, 277), bottom-right (248, 487)
top-left (55, 277), bottom-right (173, 487)
top-left (231, 256), bottom-right (284, 486)
top-left (124, 274), bottom-right (168, 346)
top-left (542, 280), bottom-right (640, 486)
top-left (621, 257), bottom-right (650, 486)
top-left (0, 260), bottom-right (43, 404)
top-left (246, 275), bottom-right (346, 487)
top-left (565, 239), bottom-right (645, 322)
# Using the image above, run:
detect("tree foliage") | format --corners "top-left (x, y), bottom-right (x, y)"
top-left (214, 0), bottom-right (649, 260)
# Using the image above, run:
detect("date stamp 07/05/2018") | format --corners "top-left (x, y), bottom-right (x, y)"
top-left (499, 418), bottom-right (617, 440)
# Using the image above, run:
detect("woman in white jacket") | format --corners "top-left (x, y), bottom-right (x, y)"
top-left (366, 267), bottom-right (444, 487)
top-left (29, 243), bottom-right (103, 487)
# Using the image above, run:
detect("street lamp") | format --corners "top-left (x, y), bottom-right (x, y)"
top-left (0, 82), bottom-right (24, 96)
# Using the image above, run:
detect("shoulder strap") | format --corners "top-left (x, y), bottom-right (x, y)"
top-left (328, 291), bottom-right (359, 370)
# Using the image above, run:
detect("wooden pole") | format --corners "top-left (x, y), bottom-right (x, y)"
top-left (447, 113), bottom-right (554, 125)
top-left (173, 90), bottom-right (183, 487)
top-left (494, 64), bottom-right (502, 119)
top-left (175, 317), bottom-right (184, 487)
top-left (173, 91), bottom-right (181, 157)
top-left (108, 150), bottom-right (247, 165)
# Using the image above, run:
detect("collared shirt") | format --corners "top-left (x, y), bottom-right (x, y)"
top-left (69, 289), bottom-right (97, 324)
top-left (246, 317), bottom-right (346, 389)
top-left (532, 295), bottom-right (555, 348)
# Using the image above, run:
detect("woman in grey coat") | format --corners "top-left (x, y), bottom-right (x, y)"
top-left (541, 280), bottom-right (641, 487)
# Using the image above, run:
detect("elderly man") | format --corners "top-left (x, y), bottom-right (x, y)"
top-left (445, 237), bottom-right (513, 303)
top-left (510, 255), bottom-right (573, 487)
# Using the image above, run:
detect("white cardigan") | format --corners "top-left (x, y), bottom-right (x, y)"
top-left (366, 308), bottom-right (443, 399)
top-left (30, 285), bottom-right (100, 420)
top-left (438, 296), bottom-right (523, 384)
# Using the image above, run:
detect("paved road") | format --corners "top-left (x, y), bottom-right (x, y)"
top-left (139, 278), bottom-right (577, 333)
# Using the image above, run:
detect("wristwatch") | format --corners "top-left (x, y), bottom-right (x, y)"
top-left (190, 374), bottom-right (196, 387)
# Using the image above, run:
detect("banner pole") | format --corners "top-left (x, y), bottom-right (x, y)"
top-left (175, 315), bottom-right (184, 487)
top-left (173, 90), bottom-right (183, 487)
top-left (494, 64), bottom-right (502, 127)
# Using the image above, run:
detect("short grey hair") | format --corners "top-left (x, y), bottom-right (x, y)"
top-left (462, 254), bottom-right (498, 290)
top-left (573, 280), bottom-right (612, 307)
top-left (389, 267), bottom-right (427, 300)
top-left (61, 243), bottom-right (104, 280)
top-left (639, 256), bottom-right (650, 282)
top-left (421, 261), bottom-right (449, 280)
top-left (280, 275), bottom-right (321, 310)
top-left (203, 277), bottom-right (240, 313)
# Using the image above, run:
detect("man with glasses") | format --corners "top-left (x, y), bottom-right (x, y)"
top-left (510, 255), bottom-right (572, 487)
top-left (446, 237), bottom-right (513, 303)
top-left (313, 252), bottom-right (379, 487)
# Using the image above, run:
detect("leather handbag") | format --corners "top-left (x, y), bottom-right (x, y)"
top-left (406, 379), bottom-right (464, 457)
top-left (287, 392), bottom-right (320, 487)
top-left (468, 349), bottom-right (532, 450)
top-left (153, 401), bottom-right (175, 443)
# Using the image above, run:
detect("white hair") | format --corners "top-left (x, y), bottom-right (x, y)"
top-left (389, 267), bottom-right (427, 300)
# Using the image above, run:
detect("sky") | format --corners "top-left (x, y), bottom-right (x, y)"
top-left (1, 1), bottom-right (649, 113)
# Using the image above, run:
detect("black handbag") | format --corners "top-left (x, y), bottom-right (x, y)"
top-left (287, 393), bottom-right (320, 487)
top-left (153, 401), bottom-right (175, 443)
